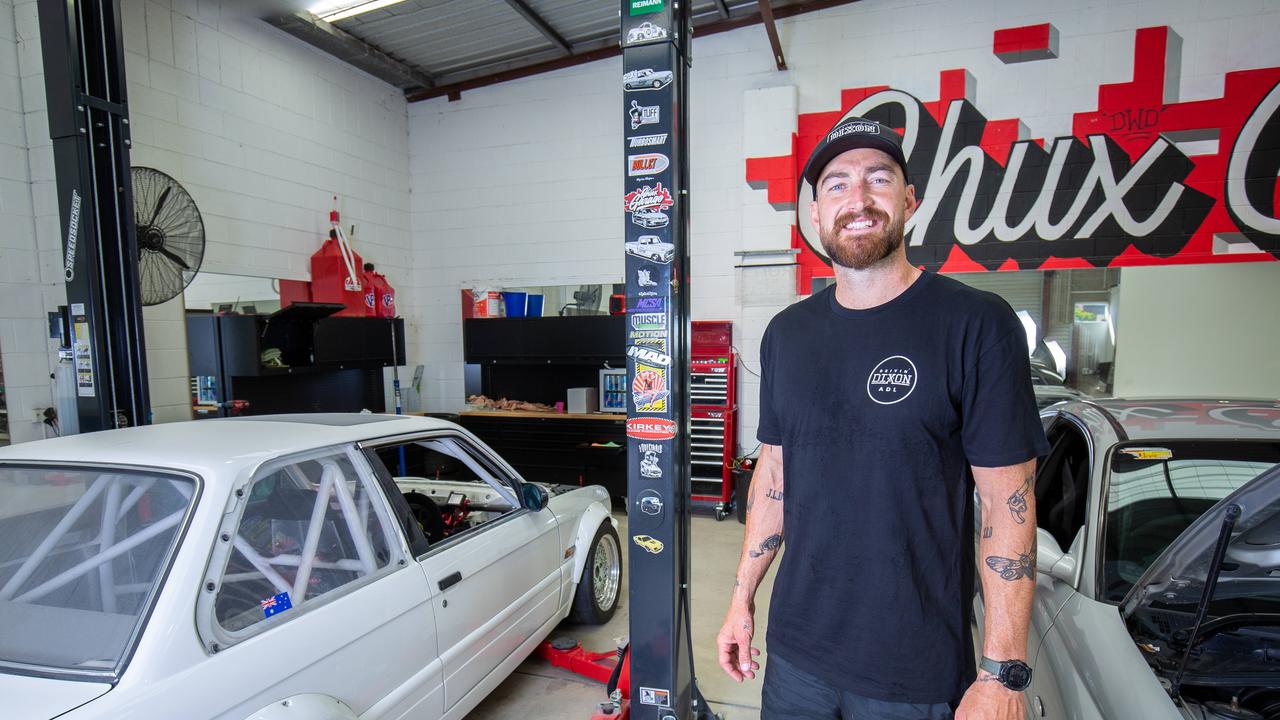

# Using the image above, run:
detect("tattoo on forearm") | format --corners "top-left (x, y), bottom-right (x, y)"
top-left (985, 546), bottom-right (1035, 582)
top-left (1007, 478), bottom-right (1031, 524)
top-left (748, 534), bottom-right (783, 558)
top-left (982, 526), bottom-right (992, 539)
top-left (765, 488), bottom-right (784, 501)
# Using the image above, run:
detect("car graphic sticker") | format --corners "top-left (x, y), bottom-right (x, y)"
top-left (632, 362), bottom-right (669, 413)
top-left (633, 534), bottom-right (664, 554)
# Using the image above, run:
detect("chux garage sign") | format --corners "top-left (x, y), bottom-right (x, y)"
top-left (745, 26), bottom-right (1280, 293)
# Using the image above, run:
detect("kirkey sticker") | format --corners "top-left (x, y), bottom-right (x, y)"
top-left (623, 68), bottom-right (673, 92)
top-left (627, 417), bottom-right (677, 440)
top-left (628, 152), bottom-right (670, 177)
top-left (629, 133), bottom-right (668, 148)
top-left (631, 312), bottom-right (667, 331)
top-left (261, 591), bottom-right (292, 618)
top-left (632, 363), bottom-right (669, 413)
top-left (629, 101), bottom-right (660, 130)
top-left (624, 182), bottom-right (674, 213)
top-left (629, 0), bottom-right (663, 16)
top-left (628, 344), bottom-right (672, 366)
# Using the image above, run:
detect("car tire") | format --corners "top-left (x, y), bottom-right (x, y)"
top-left (571, 522), bottom-right (622, 624)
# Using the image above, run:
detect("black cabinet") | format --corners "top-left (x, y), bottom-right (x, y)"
top-left (464, 315), bottom-right (625, 364)
top-left (458, 413), bottom-right (627, 500)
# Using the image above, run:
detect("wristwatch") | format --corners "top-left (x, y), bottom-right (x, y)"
top-left (979, 656), bottom-right (1032, 691)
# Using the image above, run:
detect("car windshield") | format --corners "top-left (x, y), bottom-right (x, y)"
top-left (1102, 441), bottom-right (1280, 602)
top-left (0, 464), bottom-right (195, 678)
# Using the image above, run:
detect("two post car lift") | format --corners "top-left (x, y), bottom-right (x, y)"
top-left (40, 0), bottom-right (713, 718)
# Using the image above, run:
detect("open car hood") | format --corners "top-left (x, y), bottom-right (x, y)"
top-left (1123, 464), bottom-right (1280, 679)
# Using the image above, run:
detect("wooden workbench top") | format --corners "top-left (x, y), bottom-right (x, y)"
top-left (457, 409), bottom-right (626, 421)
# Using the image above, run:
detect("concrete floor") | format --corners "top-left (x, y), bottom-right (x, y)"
top-left (466, 511), bottom-right (776, 720)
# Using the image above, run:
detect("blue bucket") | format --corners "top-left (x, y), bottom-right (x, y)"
top-left (502, 291), bottom-right (527, 317)
top-left (526, 294), bottom-right (544, 317)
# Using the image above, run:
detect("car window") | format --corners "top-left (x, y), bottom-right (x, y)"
top-left (367, 435), bottom-right (518, 554)
top-left (0, 464), bottom-right (195, 679)
top-left (1034, 422), bottom-right (1091, 552)
top-left (1100, 441), bottom-right (1280, 603)
top-left (209, 447), bottom-right (398, 639)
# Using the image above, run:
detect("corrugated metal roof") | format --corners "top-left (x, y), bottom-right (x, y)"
top-left (264, 0), bottom-right (857, 100)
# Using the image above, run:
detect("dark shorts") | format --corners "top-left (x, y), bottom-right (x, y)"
top-left (761, 653), bottom-right (955, 720)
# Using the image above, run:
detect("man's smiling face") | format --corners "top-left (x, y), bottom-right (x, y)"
top-left (809, 147), bottom-right (917, 270)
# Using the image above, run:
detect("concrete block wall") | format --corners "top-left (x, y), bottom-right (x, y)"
top-left (1, 0), bottom-right (412, 439)
top-left (407, 0), bottom-right (1280, 451)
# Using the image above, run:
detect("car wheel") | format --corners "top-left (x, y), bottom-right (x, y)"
top-left (652, 80), bottom-right (662, 88)
top-left (571, 522), bottom-right (622, 624)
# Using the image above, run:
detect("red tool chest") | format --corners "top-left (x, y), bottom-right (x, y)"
top-left (690, 321), bottom-right (737, 520)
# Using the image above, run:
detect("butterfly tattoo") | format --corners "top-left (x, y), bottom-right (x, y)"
top-left (985, 548), bottom-right (1035, 582)
top-left (1007, 479), bottom-right (1030, 524)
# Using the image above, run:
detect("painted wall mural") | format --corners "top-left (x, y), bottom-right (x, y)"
top-left (745, 25), bottom-right (1280, 293)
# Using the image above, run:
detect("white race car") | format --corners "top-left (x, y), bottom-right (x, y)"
top-left (626, 22), bottom-right (667, 44)
top-left (0, 414), bottom-right (621, 720)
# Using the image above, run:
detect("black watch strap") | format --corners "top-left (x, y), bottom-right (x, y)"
top-left (979, 656), bottom-right (1032, 691)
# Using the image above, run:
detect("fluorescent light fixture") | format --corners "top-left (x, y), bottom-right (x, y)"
top-left (311, 0), bottom-right (410, 22)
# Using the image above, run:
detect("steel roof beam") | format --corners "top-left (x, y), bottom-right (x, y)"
top-left (265, 11), bottom-right (437, 91)
top-left (502, 0), bottom-right (572, 55)
top-left (757, 0), bottom-right (787, 70)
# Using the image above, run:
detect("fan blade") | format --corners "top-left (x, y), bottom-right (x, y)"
top-left (149, 186), bottom-right (172, 227)
top-left (157, 246), bottom-right (191, 270)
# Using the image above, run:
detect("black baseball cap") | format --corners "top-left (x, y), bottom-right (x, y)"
top-left (801, 117), bottom-right (909, 188)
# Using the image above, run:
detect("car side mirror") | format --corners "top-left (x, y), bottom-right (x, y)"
top-left (1036, 527), bottom-right (1076, 584)
top-left (521, 483), bottom-right (549, 512)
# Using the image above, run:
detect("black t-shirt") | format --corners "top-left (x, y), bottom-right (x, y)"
top-left (757, 271), bottom-right (1050, 703)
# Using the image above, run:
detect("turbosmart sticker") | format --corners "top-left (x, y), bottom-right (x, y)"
top-left (633, 534), bottom-right (665, 554)
top-left (629, 133), bottom-right (668, 148)
top-left (632, 362), bottom-right (669, 413)
top-left (627, 417), bottom-right (677, 440)
top-left (639, 687), bottom-right (672, 707)
top-left (261, 591), bottom-right (292, 618)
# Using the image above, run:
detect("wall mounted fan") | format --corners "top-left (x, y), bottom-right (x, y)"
top-left (131, 167), bottom-right (205, 306)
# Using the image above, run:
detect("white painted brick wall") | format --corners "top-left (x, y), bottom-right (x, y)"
top-left (1, 0), bottom-right (411, 441)
top-left (406, 0), bottom-right (1280, 452)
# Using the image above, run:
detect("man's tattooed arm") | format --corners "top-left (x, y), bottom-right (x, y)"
top-left (765, 488), bottom-right (784, 501)
top-left (984, 545), bottom-right (1035, 582)
top-left (747, 533), bottom-right (783, 559)
top-left (1007, 477), bottom-right (1030, 524)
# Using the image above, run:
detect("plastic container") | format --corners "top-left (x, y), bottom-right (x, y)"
top-left (526, 294), bottom-right (544, 317)
top-left (501, 291), bottom-right (527, 317)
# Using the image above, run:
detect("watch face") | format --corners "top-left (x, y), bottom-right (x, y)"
top-left (1002, 662), bottom-right (1032, 690)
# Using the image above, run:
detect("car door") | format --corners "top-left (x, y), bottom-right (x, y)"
top-left (363, 431), bottom-right (561, 715)
top-left (1024, 419), bottom-right (1094, 719)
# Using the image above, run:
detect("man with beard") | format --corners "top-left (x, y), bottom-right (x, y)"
top-left (716, 118), bottom-right (1049, 720)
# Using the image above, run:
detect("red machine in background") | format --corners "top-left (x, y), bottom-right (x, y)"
top-left (690, 321), bottom-right (737, 520)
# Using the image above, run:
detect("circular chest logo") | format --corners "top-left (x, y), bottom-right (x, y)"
top-left (866, 355), bottom-right (918, 405)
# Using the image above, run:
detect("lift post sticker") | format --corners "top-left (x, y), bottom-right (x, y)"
top-left (639, 687), bottom-right (671, 707)
top-left (639, 443), bottom-right (664, 479)
top-left (261, 591), bottom-right (292, 618)
top-left (1118, 447), bottom-right (1174, 461)
top-left (633, 534), bottom-right (665, 554)
top-left (632, 363), bottom-right (669, 413)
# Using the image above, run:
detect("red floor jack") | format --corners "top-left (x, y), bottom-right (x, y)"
top-left (538, 637), bottom-right (631, 719)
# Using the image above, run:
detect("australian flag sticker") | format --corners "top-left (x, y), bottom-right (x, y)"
top-left (261, 591), bottom-right (292, 618)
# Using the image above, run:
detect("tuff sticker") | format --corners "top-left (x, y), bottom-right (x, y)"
top-left (633, 534), bottom-right (665, 554)
top-left (629, 101), bottom-right (660, 130)
top-left (632, 363), bottom-right (669, 413)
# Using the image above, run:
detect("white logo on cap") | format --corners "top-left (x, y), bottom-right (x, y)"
top-left (828, 122), bottom-right (880, 142)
